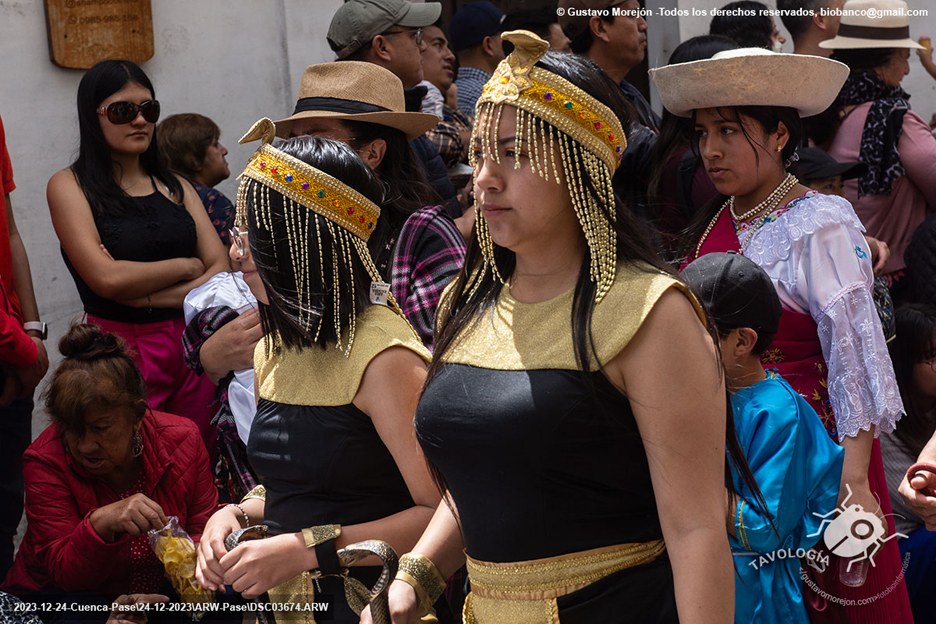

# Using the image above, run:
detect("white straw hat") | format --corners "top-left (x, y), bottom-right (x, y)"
top-left (819, 0), bottom-right (924, 50)
top-left (649, 48), bottom-right (849, 118)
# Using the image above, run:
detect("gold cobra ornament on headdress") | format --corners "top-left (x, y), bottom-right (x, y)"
top-left (470, 30), bottom-right (627, 301)
top-left (235, 118), bottom-right (416, 356)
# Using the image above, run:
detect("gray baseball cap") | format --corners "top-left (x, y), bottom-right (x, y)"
top-left (328, 0), bottom-right (442, 59)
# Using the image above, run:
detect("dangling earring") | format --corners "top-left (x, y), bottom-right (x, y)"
top-left (132, 432), bottom-right (143, 458)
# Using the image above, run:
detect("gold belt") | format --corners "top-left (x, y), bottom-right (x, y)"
top-left (463, 539), bottom-right (665, 624)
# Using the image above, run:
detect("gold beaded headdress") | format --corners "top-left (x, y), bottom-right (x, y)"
top-left (470, 30), bottom-right (627, 301)
top-left (235, 117), bottom-right (412, 356)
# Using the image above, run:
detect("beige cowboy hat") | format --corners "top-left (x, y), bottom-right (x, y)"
top-left (273, 62), bottom-right (440, 140)
top-left (819, 0), bottom-right (924, 50)
top-left (649, 48), bottom-right (849, 118)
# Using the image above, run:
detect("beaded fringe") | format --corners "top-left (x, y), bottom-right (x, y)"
top-left (236, 177), bottom-right (413, 357)
top-left (468, 102), bottom-right (618, 302)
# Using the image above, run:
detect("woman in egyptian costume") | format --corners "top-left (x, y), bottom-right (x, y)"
top-left (363, 31), bottom-right (745, 624)
top-left (193, 128), bottom-right (441, 623)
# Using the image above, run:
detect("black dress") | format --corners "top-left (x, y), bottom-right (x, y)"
top-left (248, 305), bottom-right (430, 623)
top-left (415, 264), bottom-right (700, 623)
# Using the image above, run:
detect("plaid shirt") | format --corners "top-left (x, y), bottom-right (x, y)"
top-left (391, 204), bottom-right (466, 347)
top-left (427, 106), bottom-right (473, 169)
top-left (455, 66), bottom-right (491, 118)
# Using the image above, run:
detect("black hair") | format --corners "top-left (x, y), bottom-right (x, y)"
top-left (337, 120), bottom-right (439, 265)
top-left (568, 13), bottom-right (615, 55)
top-left (648, 35), bottom-right (739, 240)
top-left (777, 0), bottom-right (826, 42)
top-left (71, 60), bottom-right (182, 218)
top-left (831, 47), bottom-right (900, 73)
top-left (806, 48), bottom-right (900, 147)
top-left (682, 105), bottom-right (802, 256)
top-left (715, 327), bottom-right (776, 355)
top-left (502, 9), bottom-right (559, 52)
top-left (709, 1), bottom-right (775, 49)
top-left (247, 136), bottom-right (384, 351)
top-left (430, 50), bottom-right (769, 523)
top-left (888, 304), bottom-right (936, 458)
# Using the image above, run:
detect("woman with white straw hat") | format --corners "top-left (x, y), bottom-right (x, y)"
top-left (816, 0), bottom-right (936, 304)
top-left (651, 46), bottom-right (912, 624)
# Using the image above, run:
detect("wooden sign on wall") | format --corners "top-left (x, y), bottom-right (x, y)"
top-left (45, 0), bottom-right (154, 69)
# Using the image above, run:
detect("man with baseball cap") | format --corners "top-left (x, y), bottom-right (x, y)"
top-left (327, 0), bottom-right (441, 89)
top-left (327, 0), bottom-right (461, 216)
top-left (558, 0), bottom-right (659, 132)
top-left (450, 1), bottom-right (506, 117)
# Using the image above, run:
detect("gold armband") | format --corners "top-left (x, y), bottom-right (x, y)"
top-left (301, 524), bottom-right (341, 548)
top-left (396, 553), bottom-right (446, 614)
top-left (241, 484), bottom-right (266, 503)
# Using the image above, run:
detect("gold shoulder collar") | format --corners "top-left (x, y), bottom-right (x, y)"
top-left (442, 264), bottom-right (702, 371)
top-left (255, 305), bottom-right (431, 406)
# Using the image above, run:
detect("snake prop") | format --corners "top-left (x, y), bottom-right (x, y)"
top-left (225, 525), bottom-right (398, 624)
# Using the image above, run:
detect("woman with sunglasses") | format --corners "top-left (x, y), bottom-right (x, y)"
top-left (47, 60), bottom-right (229, 452)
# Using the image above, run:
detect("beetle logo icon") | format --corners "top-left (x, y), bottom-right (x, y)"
top-left (808, 484), bottom-right (907, 571)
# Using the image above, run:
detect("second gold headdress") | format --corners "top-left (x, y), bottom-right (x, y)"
top-left (235, 118), bottom-right (413, 355)
top-left (470, 30), bottom-right (627, 301)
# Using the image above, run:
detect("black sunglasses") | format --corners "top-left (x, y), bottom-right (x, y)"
top-left (97, 100), bottom-right (161, 125)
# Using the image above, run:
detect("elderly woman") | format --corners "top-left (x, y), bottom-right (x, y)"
top-left (2, 324), bottom-right (217, 607)
top-left (157, 113), bottom-right (233, 245)
top-left (819, 0), bottom-right (936, 300)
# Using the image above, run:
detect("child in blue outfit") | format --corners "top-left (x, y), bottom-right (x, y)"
top-left (682, 252), bottom-right (845, 624)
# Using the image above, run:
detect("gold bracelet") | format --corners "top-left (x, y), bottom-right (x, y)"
top-left (395, 553), bottom-right (446, 613)
top-left (301, 524), bottom-right (341, 548)
top-left (241, 484), bottom-right (266, 503)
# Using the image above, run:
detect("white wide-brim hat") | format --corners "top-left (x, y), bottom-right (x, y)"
top-left (649, 48), bottom-right (849, 118)
top-left (819, 0), bottom-right (924, 50)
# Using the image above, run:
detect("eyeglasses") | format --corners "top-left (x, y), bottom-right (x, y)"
top-left (97, 100), bottom-right (161, 125)
top-left (381, 27), bottom-right (423, 46)
top-left (924, 358), bottom-right (936, 372)
top-left (229, 226), bottom-right (247, 256)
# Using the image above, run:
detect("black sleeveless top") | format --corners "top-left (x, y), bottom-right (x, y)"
top-left (249, 305), bottom-right (431, 535)
top-left (62, 188), bottom-right (197, 323)
top-left (415, 265), bottom-right (701, 621)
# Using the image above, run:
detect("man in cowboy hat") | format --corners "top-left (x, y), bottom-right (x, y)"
top-left (326, 0), bottom-right (461, 216)
top-left (777, 0), bottom-right (846, 56)
top-left (327, 0), bottom-right (442, 90)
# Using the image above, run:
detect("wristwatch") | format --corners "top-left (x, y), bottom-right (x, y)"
top-left (24, 321), bottom-right (48, 340)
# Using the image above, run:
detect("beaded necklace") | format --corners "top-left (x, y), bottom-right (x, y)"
top-left (694, 174), bottom-right (800, 258)
top-left (729, 173), bottom-right (798, 221)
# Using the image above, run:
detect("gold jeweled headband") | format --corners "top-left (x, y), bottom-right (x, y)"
top-left (470, 30), bottom-right (627, 301)
top-left (235, 118), bottom-right (415, 356)
top-left (236, 119), bottom-right (380, 241)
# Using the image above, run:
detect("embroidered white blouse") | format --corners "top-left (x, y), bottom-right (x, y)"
top-left (742, 191), bottom-right (903, 442)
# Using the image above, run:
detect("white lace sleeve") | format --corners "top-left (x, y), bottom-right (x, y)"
top-left (769, 194), bottom-right (906, 441)
top-left (817, 286), bottom-right (903, 441)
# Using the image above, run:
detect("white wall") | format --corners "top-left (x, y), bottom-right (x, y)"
top-left (0, 0), bottom-right (342, 437)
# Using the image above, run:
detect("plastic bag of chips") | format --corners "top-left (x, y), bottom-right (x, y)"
top-left (148, 516), bottom-right (214, 619)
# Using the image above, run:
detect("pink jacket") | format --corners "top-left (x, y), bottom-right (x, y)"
top-left (827, 104), bottom-right (936, 273)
